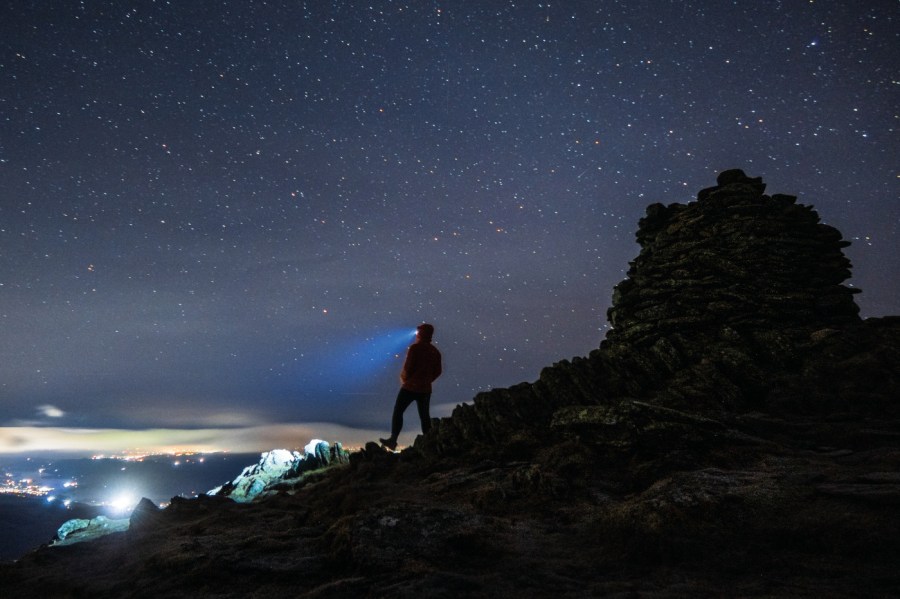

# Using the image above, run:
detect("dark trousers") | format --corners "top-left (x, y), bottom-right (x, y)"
top-left (390, 388), bottom-right (432, 440)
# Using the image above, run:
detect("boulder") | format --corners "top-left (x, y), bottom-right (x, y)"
top-left (53, 515), bottom-right (130, 546)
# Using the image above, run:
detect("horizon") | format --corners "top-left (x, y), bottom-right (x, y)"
top-left (0, 419), bottom-right (447, 457)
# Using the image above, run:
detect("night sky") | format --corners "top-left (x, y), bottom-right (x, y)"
top-left (1, 1), bottom-right (897, 453)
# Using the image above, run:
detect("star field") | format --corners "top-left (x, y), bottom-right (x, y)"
top-left (1, 1), bottom-right (897, 448)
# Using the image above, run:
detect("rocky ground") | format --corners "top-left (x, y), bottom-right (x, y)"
top-left (2, 170), bottom-right (898, 597)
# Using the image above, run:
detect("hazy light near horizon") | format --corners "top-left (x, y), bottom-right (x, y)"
top-left (37, 405), bottom-right (66, 419)
top-left (0, 423), bottom-right (390, 455)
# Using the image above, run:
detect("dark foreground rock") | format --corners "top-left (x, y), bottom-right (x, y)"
top-left (2, 170), bottom-right (898, 597)
top-left (2, 438), bottom-right (898, 597)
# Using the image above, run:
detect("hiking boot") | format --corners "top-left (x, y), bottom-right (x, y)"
top-left (379, 437), bottom-right (397, 451)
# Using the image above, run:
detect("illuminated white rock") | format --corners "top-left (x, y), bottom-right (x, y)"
top-left (209, 441), bottom-right (349, 503)
top-left (54, 515), bottom-right (130, 546)
top-left (304, 438), bottom-right (327, 456)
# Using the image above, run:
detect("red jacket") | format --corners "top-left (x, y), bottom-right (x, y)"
top-left (400, 341), bottom-right (442, 393)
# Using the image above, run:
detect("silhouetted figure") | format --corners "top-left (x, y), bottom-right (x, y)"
top-left (380, 323), bottom-right (442, 450)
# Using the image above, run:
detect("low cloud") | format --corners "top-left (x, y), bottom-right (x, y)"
top-left (37, 405), bottom-right (65, 418)
top-left (0, 422), bottom-right (407, 455)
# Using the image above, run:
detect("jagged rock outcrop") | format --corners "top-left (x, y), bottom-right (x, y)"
top-left (210, 441), bottom-right (349, 502)
top-left (2, 170), bottom-right (898, 597)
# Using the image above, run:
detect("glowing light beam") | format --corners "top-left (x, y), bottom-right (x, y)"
top-left (295, 327), bottom-right (418, 392)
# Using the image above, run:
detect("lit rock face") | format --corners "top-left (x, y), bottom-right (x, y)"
top-left (52, 515), bottom-right (130, 547)
top-left (210, 441), bottom-right (349, 502)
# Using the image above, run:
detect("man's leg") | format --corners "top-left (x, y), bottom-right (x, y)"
top-left (414, 392), bottom-right (432, 434)
top-left (385, 389), bottom-right (415, 446)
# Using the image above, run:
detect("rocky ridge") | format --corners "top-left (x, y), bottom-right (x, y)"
top-left (415, 169), bottom-right (897, 460)
top-left (2, 170), bottom-right (898, 598)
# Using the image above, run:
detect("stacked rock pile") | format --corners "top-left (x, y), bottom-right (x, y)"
top-left (604, 169), bottom-right (861, 350)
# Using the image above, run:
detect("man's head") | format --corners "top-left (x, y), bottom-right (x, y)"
top-left (416, 323), bottom-right (435, 342)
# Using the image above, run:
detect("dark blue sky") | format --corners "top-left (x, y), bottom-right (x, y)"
top-left (1, 1), bottom-right (897, 451)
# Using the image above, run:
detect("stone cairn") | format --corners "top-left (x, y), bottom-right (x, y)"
top-left (604, 168), bottom-right (861, 350)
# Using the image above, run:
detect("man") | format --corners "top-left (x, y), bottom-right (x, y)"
top-left (380, 323), bottom-right (442, 451)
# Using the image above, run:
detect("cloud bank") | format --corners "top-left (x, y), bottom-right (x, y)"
top-left (0, 423), bottom-right (399, 456)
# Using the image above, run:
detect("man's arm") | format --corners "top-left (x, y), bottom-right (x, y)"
top-left (400, 345), bottom-right (418, 384)
top-left (433, 349), bottom-right (442, 381)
